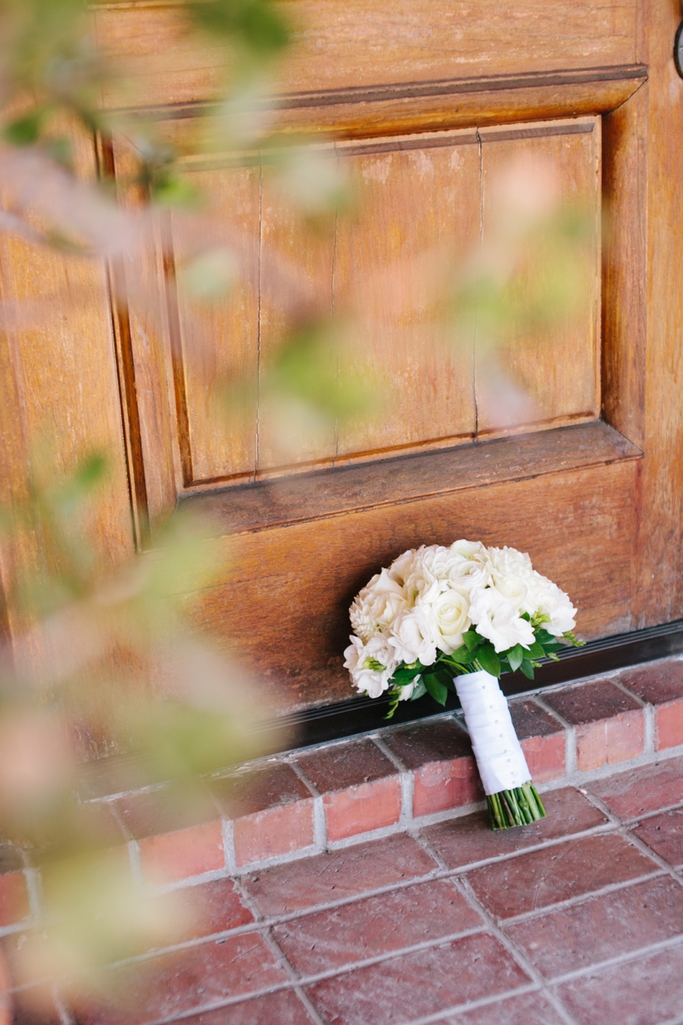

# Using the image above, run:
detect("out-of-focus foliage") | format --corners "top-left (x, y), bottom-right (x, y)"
top-left (0, 451), bottom-right (282, 1008)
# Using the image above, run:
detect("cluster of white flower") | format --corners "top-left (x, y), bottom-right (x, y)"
top-left (344, 540), bottom-right (576, 700)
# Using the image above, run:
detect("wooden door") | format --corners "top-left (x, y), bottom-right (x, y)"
top-left (5, 0), bottom-right (683, 721)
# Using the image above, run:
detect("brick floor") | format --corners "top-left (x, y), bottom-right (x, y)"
top-left (8, 658), bottom-right (683, 1024)
top-left (10, 750), bottom-right (680, 1024)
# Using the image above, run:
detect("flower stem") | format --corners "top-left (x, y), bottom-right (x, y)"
top-left (486, 782), bottom-right (546, 830)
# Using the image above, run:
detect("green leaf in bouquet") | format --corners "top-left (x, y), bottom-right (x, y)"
top-left (390, 663), bottom-right (423, 685)
top-left (526, 641), bottom-right (546, 660)
top-left (519, 659), bottom-right (536, 680)
top-left (476, 643), bottom-right (501, 678)
top-left (410, 678), bottom-right (427, 701)
top-left (431, 665), bottom-right (457, 691)
top-left (448, 644), bottom-right (474, 665)
top-left (462, 629), bottom-right (481, 652)
top-left (423, 674), bottom-right (449, 706)
top-left (506, 644), bottom-right (525, 672)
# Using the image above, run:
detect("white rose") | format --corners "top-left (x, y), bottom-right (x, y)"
top-left (388, 607), bottom-right (438, 666)
top-left (469, 587), bottom-right (535, 653)
top-left (403, 558), bottom-right (442, 604)
top-left (448, 540), bottom-right (491, 592)
top-left (487, 546), bottom-right (534, 613)
top-left (427, 589), bottom-right (471, 654)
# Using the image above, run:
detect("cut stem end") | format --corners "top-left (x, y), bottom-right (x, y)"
top-left (486, 782), bottom-right (546, 830)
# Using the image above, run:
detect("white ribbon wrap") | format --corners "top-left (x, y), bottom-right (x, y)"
top-left (453, 670), bottom-right (531, 795)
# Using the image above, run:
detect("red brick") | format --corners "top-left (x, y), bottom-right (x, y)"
top-left (632, 808), bottom-right (683, 867)
top-left (211, 763), bottom-right (311, 818)
top-left (508, 700), bottom-right (566, 781)
top-left (544, 679), bottom-right (645, 770)
top-left (0, 872), bottom-right (29, 927)
top-left (306, 933), bottom-right (530, 1025)
top-left (423, 786), bottom-right (607, 869)
top-left (588, 755), bottom-right (683, 818)
top-left (324, 777), bottom-right (401, 841)
top-left (554, 942), bottom-right (683, 1025)
top-left (146, 878), bottom-right (253, 945)
top-left (620, 659), bottom-right (683, 750)
top-left (10, 986), bottom-right (62, 1025)
top-left (382, 720), bottom-right (481, 817)
top-left (296, 739), bottom-right (401, 840)
top-left (656, 701), bottom-right (683, 750)
top-left (178, 990), bottom-right (314, 1024)
top-left (212, 763), bottom-right (315, 867)
top-left (506, 876), bottom-right (683, 977)
top-left (619, 658), bottom-right (683, 704)
top-left (273, 879), bottom-right (482, 975)
top-left (138, 820), bottom-right (225, 885)
top-left (115, 785), bottom-right (219, 840)
top-left (233, 800), bottom-right (314, 867)
top-left (241, 833), bottom-right (437, 916)
top-left (77, 934), bottom-right (287, 1025)
top-left (449, 991), bottom-right (568, 1025)
top-left (295, 738), bottom-right (397, 793)
top-left (466, 833), bottom-right (657, 919)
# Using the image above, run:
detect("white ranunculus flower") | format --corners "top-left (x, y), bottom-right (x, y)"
top-left (403, 561), bottom-right (441, 605)
top-left (469, 587), bottom-right (535, 653)
top-left (388, 607), bottom-right (438, 666)
top-left (343, 635), bottom-right (397, 698)
top-left (387, 549), bottom-right (420, 590)
top-left (350, 568), bottom-right (407, 640)
top-left (530, 575), bottom-right (577, 636)
top-left (427, 589), bottom-right (471, 654)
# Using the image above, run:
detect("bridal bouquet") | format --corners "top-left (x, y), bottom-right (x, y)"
top-left (344, 540), bottom-right (582, 829)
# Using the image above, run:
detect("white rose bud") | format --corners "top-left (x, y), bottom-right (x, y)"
top-left (428, 589), bottom-right (471, 654)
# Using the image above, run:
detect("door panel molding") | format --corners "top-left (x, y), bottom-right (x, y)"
top-left (180, 420), bottom-right (642, 535)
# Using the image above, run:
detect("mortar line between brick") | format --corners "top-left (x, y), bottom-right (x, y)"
top-left (620, 826), bottom-right (683, 887)
top-left (532, 694), bottom-right (577, 774)
top-left (501, 867), bottom-right (667, 926)
top-left (293, 985), bottom-right (327, 1025)
top-left (623, 796), bottom-right (683, 824)
top-left (454, 874), bottom-right (578, 1025)
top-left (97, 822), bottom-right (634, 970)
top-left (547, 929), bottom-right (683, 988)
top-left (398, 982), bottom-right (544, 1025)
top-left (373, 734), bottom-right (414, 827)
top-left (132, 926), bottom-right (496, 1025)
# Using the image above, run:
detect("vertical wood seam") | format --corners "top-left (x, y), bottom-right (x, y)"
top-left (473, 126), bottom-right (484, 438)
top-left (255, 156), bottom-right (263, 480)
top-left (96, 134), bottom-right (150, 549)
top-left (160, 216), bottom-right (194, 488)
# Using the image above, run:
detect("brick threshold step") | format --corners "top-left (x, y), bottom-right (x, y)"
top-left (2, 655), bottom-right (683, 930)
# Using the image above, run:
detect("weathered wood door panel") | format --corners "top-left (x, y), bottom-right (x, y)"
top-left (83, 1), bottom-right (683, 712)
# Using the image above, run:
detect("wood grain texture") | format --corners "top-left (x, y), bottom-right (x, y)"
top-left (333, 131), bottom-right (479, 458)
top-left (93, 1), bottom-right (637, 110)
top-left (181, 421), bottom-right (641, 535)
top-left (476, 119), bottom-right (601, 434)
top-left (601, 85), bottom-right (647, 450)
top-left (632, 0), bottom-right (683, 628)
top-left (172, 165), bottom-right (262, 484)
top-left (191, 458), bottom-right (638, 710)
top-left (169, 122), bottom-right (602, 484)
